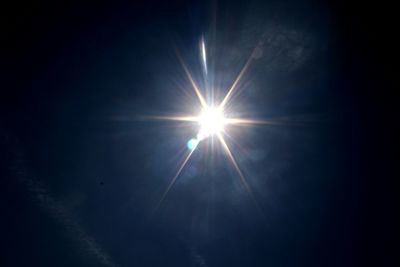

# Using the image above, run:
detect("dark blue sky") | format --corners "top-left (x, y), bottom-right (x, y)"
top-left (1, 0), bottom-right (395, 266)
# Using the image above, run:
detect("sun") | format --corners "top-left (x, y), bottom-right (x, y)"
top-left (197, 106), bottom-right (226, 140)
top-left (144, 37), bottom-right (271, 213)
top-left (186, 106), bottom-right (227, 150)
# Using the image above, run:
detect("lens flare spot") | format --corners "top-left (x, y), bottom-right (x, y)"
top-left (187, 138), bottom-right (199, 150)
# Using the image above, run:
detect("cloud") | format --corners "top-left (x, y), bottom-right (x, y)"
top-left (3, 132), bottom-right (118, 267)
top-left (189, 246), bottom-right (208, 267)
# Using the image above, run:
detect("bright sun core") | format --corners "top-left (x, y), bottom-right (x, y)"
top-left (197, 106), bottom-right (226, 141)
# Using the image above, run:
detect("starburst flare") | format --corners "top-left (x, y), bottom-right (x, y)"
top-left (148, 37), bottom-right (270, 213)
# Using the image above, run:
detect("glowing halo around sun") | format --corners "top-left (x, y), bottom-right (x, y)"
top-left (186, 106), bottom-right (226, 150)
top-left (146, 36), bottom-right (272, 216)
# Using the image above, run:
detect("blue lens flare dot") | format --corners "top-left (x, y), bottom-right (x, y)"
top-left (187, 138), bottom-right (199, 150)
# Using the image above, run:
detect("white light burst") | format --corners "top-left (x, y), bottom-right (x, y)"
top-left (148, 37), bottom-right (273, 212)
top-left (197, 106), bottom-right (226, 141)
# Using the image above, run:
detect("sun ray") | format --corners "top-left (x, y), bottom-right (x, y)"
top-left (217, 133), bottom-right (258, 206)
top-left (139, 115), bottom-right (198, 122)
top-left (217, 133), bottom-right (252, 195)
top-left (218, 134), bottom-right (267, 220)
top-left (226, 118), bottom-right (278, 125)
top-left (226, 117), bottom-right (317, 127)
top-left (219, 50), bottom-right (255, 109)
top-left (217, 133), bottom-right (266, 219)
top-left (174, 48), bottom-right (208, 108)
top-left (153, 148), bottom-right (196, 213)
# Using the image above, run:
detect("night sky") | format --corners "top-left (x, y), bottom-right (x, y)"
top-left (1, 0), bottom-right (395, 266)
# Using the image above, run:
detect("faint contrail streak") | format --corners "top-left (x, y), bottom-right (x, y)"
top-left (3, 132), bottom-right (118, 267)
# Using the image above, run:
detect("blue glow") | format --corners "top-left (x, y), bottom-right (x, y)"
top-left (187, 138), bottom-right (199, 150)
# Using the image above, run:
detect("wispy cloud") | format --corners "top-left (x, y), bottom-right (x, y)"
top-left (4, 133), bottom-right (118, 267)
top-left (190, 245), bottom-right (208, 267)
